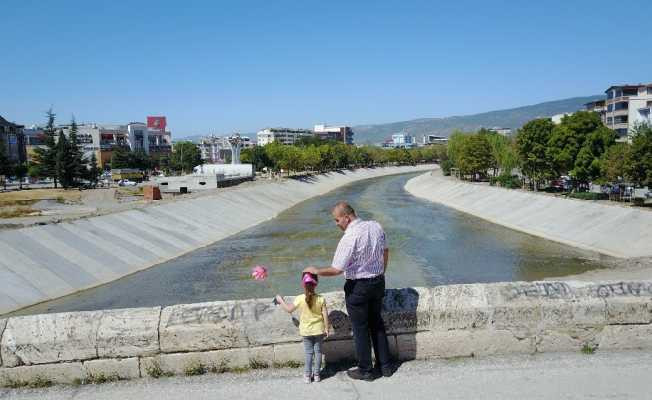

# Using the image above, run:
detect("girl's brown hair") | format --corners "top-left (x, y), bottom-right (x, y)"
top-left (303, 272), bottom-right (319, 308)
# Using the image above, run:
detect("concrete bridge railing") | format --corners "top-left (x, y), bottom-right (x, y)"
top-left (1, 280), bottom-right (651, 386)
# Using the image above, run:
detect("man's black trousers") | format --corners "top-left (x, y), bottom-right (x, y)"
top-left (344, 275), bottom-right (391, 374)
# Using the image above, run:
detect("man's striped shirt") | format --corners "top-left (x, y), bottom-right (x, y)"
top-left (332, 218), bottom-right (387, 280)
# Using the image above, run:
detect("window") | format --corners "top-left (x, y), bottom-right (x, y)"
top-left (623, 88), bottom-right (638, 96)
top-left (607, 104), bottom-right (613, 112)
top-left (614, 102), bottom-right (629, 110)
top-left (607, 117), bottom-right (613, 124)
top-left (648, 87), bottom-right (652, 95)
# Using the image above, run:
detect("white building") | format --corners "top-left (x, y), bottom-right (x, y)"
top-left (551, 113), bottom-right (574, 125)
top-left (257, 128), bottom-right (312, 146)
top-left (390, 132), bottom-right (416, 148)
top-left (422, 134), bottom-right (448, 145)
top-left (313, 124), bottom-right (354, 144)
top-left (488, 127), bottom-right (512, 136)
top-left (604, 83), bottom-right (652, 140)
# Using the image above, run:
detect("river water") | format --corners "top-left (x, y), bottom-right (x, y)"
top-left (13, 172), bottom-right (609, 316)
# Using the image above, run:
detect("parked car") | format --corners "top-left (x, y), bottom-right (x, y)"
top-left (118, 179), bottom-right (138, 187)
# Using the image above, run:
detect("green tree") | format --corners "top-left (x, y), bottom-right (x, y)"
top-left (32, 108), bottom-right (59, 187)
top-left (110, 146), bottom-right (132, 169)
top-left (486, 133), bottom-right (517, 176)
top-left (67, 118), bottom-right (88, 186)
top-left (14, 162), bottom-right (28, 190)
top-left (241, 146), bottom-right (272, 171)
top-left (170, 141), bottom-right (202, 174)
top-left (56, 130), bottom-right (73, 188)
top-left (87, 152), bottom-right (101, 186)
top-left (547, 111), bottom-right (605, 177)
top-left (600, 143), bottom-right (629, 183)
top-left (457, 134), bottom-right (493, 180)
top-left (571, 126), bottom-right (615, 185)
top-left (130, 149), bottom-right (152, 171)
top-left (625, 123), bottom-right (652, 187)
top-left (516, 118), bottom-right (555, 190)
top-left (0, 138), bottom-right (13, 190)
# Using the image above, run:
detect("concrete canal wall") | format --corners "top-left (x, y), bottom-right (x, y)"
top-left (1, 279), bottom-right (651, 386)
top-left (0, 165), bottom-right (433, 316)
top-left (405, 170), bottom-right (652, 259)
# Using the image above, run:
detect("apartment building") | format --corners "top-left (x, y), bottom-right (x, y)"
top-left (256, 128), bottom-right (312, 146)
top-left (583, 99), bottom-right (607, 124)
top-left (314, 124), bottom-right (354, 144)
top-left (0, 115), bottom-right (26, 164)
top-left (604, 84), bottom-right (652, 140)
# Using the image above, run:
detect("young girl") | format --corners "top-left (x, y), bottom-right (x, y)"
top-left (275, 272), bottom-right (330, 383)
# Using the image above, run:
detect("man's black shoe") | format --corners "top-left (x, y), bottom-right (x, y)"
top-left (346, 368), bottom-right (375, 381)
top-left (373, 363), bottom-right (395, 378)
top-left (381, 366), bottom-right (394, 378)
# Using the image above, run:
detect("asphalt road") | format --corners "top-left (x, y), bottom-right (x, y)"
top-left (2, 351), bottom-right (651, 400)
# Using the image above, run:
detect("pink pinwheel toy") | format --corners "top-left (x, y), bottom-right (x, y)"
top-left (251, 265), bottom-right (268, 281)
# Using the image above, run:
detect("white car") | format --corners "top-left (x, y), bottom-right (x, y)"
top-left (118, 179), bottom-right (138, 187)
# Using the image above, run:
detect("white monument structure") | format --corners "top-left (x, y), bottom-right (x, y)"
top-left (228, 134), bottom-right (243, 165)
top-left (156, 133), bottom-right (253, 192)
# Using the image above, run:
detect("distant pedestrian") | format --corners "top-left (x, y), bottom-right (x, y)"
top-left (303, 201), bottom-right (392, 381)
top-left (275, 272), bottom-right (330, 383)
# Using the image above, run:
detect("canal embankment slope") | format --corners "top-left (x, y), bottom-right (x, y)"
top-left (405, 169), bottom-right (652, 260)
top-left (0, 165), bottom-right (434, 316)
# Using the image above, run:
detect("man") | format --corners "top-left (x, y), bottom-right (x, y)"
top-left (303, 201), bottom-right (392, 381)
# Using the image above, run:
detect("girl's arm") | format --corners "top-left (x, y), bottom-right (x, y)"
top-left (275, 295), bottom-right (297, 314)
top-left (322, 302), bottom-right (330, 337)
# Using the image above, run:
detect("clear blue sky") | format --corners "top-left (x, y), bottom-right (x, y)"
top-left (2, 0), bottom-right (650, 137)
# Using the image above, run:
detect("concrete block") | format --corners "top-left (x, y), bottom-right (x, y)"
top-left (398, 330), bottom-right (534, 360)
top-left (141, 346), bottom-right (274, 376)
top-left (322, 340), bottom-right (356, 363)
top-left (383, 287), bottom-right (432, 334)
top-left (273, 342), bottom-right (304, 364)
top-left (535, 328), bottom-right (601, 353)
top-left (0, 362), bottom-right (84, 386)
top-left (599, 325), bottom-right (652, 350)
top-left (97, 307), bottom-right (161, 358)
top-left (159, 301), bottom-right (248, 353)
top-left (430, 284), bottom-right (491, 331)
top-left (82, 357), bottom-right (140, 380)
top-left (0, 318), bottom-right (6, 367)
top-left (604, 296), bottom-right (652, 324)
top-left (160, 299), bottom-right (299, 353)
top-left (1, 311), bottom-right (102, 366)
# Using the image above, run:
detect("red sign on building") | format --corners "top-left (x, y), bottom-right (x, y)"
top-left (147, 116), bottom-right (167, 131)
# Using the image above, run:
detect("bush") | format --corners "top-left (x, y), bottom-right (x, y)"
top-left (491, 174), bottom-right (521, 189)
top-left (567, 192), bottom-right (608, 201)
top-left (441, 159), bottom-right (453, 176)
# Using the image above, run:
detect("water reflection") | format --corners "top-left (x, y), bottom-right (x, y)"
top-left (9, 172), bottom-right (609, 316)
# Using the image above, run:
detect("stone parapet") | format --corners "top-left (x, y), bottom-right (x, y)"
top-left (1, 280), bottom-right (651, 387)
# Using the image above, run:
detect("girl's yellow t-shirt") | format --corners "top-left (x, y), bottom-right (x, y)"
top-left (293, 294), bottom-right (325, 337)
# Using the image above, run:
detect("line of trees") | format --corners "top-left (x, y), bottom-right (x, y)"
top-left (240, 139), bottom-right (446, 175)
top-left (444, 111), bottom-right (652, 191)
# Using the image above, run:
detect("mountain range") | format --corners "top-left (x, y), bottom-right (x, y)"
top-left (351, 95), bottom-right (604, 144)
top-left (176, 95), bottom-right (604, 144)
